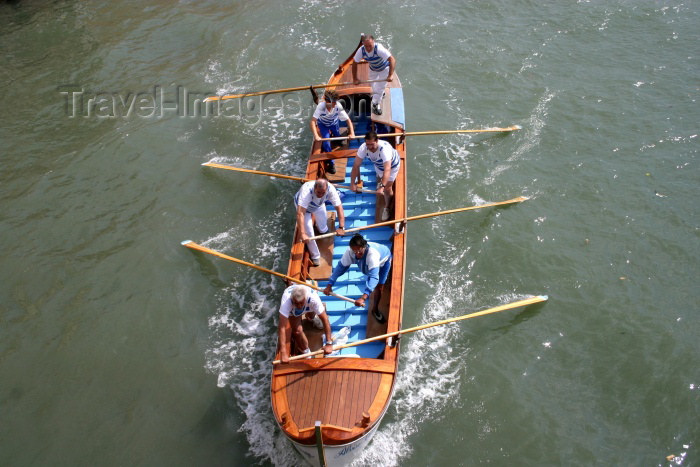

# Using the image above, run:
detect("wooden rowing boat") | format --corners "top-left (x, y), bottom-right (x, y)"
top-left (271, 37), bottom-right (407, 465)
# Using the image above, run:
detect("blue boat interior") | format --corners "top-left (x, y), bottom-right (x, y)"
top-left (316, 94), bottom-right (396, 359)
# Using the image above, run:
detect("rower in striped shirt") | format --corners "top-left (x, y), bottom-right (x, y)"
top-left (350, 131), bottom-right (401, 221)
top-left (310, 90), bottom-right (356, 174)
top-left (352, 34), bottom-right (396, 115)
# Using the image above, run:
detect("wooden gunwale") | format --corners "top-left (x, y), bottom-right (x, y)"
top-left (271, 40), bottom-right (407, 448)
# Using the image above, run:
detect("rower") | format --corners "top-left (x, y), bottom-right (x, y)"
top-left (352, 34), bottom-right (396, 116)
top-left (294, 178), bottom-right (346, 267)
top-left (277, 284), bottom-right (333, 364)
top-left (349, 131), bottom-right (400, 221)
top-left (323, 234), bottom-right (392, 323)
top-left (310, 89), bottom-right (356, 174)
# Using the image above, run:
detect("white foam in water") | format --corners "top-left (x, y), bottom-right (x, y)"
top-left (424, 141), bottom-right (473, 204)
top-left (351, 251), bottom-right (478, 465)
top-left (205, 59), bottom-right (252, 97)
top-left (203, 211), bottom-right (301, 465)
top-left (484, 90), bottom-right (555, 186)
top-left (203, 151), bottom-right (247, 168)
top-left (198, 69), bottom-right (318, 461)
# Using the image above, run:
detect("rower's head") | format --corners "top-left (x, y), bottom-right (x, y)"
top-left (362, 34), bottom-right (375, 51)
top-left (349, 233), bottom-right (368, 258)
top-left (323, 90), bottom-right (339, 108)
top-left (365, 131), bottom-right (379, 152)
top-left (313, 178), bottom-right (328, 198)
top-left (291, 286), bottom-right (307, 311)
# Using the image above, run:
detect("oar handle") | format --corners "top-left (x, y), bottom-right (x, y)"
top-left (273, 295), bottom-right (548, 364)
top-left (305, 196), bottom-right (529, 241)
top-left (181, 240), bottom-right (356, 304)
top-left (319, 126), bottom-right (522, 142)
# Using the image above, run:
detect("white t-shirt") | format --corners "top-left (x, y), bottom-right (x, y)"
top-left (279, 285), bottom-right (325, 318)
top-left (313, 101), bottom-right (349, 127)
top-left (294, 181), bottom-right (341, 213)
top-left (356, 140), bottom-right (401, 173)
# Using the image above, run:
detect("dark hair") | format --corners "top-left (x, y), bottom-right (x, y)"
top-left (349, 234), bottom-right (367, 248)
top-left (323, 90), bottom-right (339, 102)
top-left (365, 131), bottom-right (378, 142)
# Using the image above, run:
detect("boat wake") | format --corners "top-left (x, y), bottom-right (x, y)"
top-left (200, 116), bottom-right (307, 465)
top-left (351, 247), bottom-right (536, 466)
top-left (202, 212), bottom-right (302, 466)
top-left (484, 89), bottom-right (555, 186)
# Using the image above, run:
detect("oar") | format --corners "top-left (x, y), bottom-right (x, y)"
top-left (203, 79), bottom-right (388, 103)
top-left (318, 125), bottom-right (522, 141)
top-left (201, 162), bottom-right (379, 194)
top-left (181, 240), bottom-right (356, 304)
top-left (306, 196), bottom-right (529, 241)
top-left (273, 295), bottom-right (548, 364)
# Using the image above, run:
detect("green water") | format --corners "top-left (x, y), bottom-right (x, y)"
top-left (1, 1), bottom-right (698, 465)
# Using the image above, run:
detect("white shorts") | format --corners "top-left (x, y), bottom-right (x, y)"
top-left (376, 163), bottom-right (399, 183)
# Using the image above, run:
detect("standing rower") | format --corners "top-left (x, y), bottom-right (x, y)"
top-left (352, 34), bottom-right (395, 115)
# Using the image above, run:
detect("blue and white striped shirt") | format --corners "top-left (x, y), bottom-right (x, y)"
top-left (354, 43), bottom-right (391, 72)
top-left (313, 101), bottom-right (349, 127)
top-left (357, 140), bottom-right (400, 173)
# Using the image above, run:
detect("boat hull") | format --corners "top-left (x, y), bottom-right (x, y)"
top-left (272, 36), bottom-right (407, 463)
top-left (291, 418), bottom-right (381, 467)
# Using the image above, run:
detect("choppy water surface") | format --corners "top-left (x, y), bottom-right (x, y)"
top-left (1, 1), bottom-right (698, 465)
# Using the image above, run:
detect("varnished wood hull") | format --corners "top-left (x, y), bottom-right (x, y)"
top-left (271, 39), bottom-right (407, 465)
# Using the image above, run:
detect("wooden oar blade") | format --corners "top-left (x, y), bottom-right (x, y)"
top-left (305, 196), bottom-right (530, 241)
top-left (274, 295), bottom-right (548, 364)
top-left (202, 162), bottom-right (235, 170)
top-left (182, 240), bottom-right (357, 304)
top-left (201, 162), bottom-right (306, 182)
top-left (203, 79), bottom-right (388, 103)
top-left (181, 239), bottom-right (202, 251)
top-left (181, 240), bottom-right (232, 260)
top-left (319, 125), bottom-right (522, 141)
top-left (456, 295), bottom-right (548, 321)
top-left (481, 125), bottom-right (521, 132)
